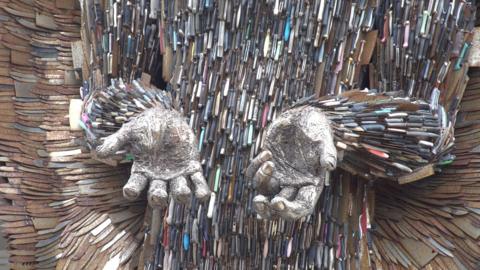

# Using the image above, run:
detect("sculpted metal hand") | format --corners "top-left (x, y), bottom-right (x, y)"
top-left (246, 106), bottom-right (337, 220)
top-left (96, 105), bottom-right (211, 207)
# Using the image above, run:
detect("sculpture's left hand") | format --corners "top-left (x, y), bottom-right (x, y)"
top-left (246, 106), bottom-right (337, 220)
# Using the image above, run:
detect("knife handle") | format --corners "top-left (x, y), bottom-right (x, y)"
top-left (403, 21), bottom-right (410, 48)
top-left (454, 43), bottom-right (470, 70)
top-left (381, 15), bottom-right (388, 43)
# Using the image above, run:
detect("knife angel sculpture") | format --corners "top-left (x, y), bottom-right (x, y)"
top-left (0, 0), bottom-right (479, 270)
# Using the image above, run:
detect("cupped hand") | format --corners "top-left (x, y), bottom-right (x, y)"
top-left (246, 106), bottom-right (337, 220)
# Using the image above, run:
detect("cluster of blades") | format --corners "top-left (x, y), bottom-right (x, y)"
top-left (80, 79), bottom-right (173, 146)
top-left (372, 69), bottom-right (480, 269)
top-left (0, 1), bottom-right (146, 269)
top-left (304, 90), bottom-right (456, 183)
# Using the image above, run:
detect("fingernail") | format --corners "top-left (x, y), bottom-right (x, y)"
top-left (260, 161), bottom-right (275, 176)
top-left (272, 200), bottom-right (285, 211)
top-left (260, 150), bottom-right (272, 161)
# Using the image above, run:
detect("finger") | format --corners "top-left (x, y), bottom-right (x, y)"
top-left (320, 153), bottom-right (337, 171)
top-left (95, 135), bottom-right (119, 157)
top-left (277, 186), bottom-right (297, 199)
top-left (254, 161), bottom-right (280, 195)
top-left (96, 127), bottom-right (131, 158)
top-left (148, 179), bottom-right (168, 207)
top-left (270, 186), bottom-right (297, 212)
top-left (253, 195), bottom-right (272, 219)
top-left (123, 173), bottom-right (148, 200)
top-left (170, 176), bottom-right (192, 204)
top-left (271, 185), bottom-right (323, 220)
top-left (245, 150), bottom-right (272, 179)
top-left (189, 172), bottom-right (211, 201)
top-left (320, 134), bottom-right (337, 171)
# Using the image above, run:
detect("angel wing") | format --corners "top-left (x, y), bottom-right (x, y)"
top-left (371, 68), bottom-right (480, 269)
top-left (81, 79), bottom-right (173, 142)
top-left (0, 1), bottom-right (145, 269)
top-left (297, 84), bottom-right (475, 269)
